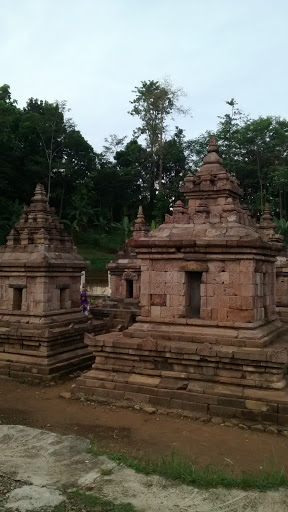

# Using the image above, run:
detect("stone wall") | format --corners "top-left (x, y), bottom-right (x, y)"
top-left (74, 136), bottom-right (288, 425)
top-left (139, 257), bottom-right (276, 325)
top-left (75, 332), bottom-right (288, 428)
top-left (0, 184), bottom-right (107, 382)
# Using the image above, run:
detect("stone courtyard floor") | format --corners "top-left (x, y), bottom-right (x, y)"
top-left (1, 379), bottom-right (288, 511)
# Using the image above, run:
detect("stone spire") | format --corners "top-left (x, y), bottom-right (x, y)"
top-left (132, 206), bottom-right (149, 239)
top-left (258, 203), bottom-right (283, 243)
top-left (165, 200), bottom-right (190, 224)
top-left (207, 134), bottom-right (219, 153)
top-left (6, 184), bottom-right (75, 251)
top-left (180, 135), bottom-right (244, 218)
top-left (31, 184), bottom-right (48, 207)
top-left (200, 134), bottom-right (223, 169)
top-left (260, 203), bottom-right (275, 226)
top-left (193, 197), bottom-right (210, 224)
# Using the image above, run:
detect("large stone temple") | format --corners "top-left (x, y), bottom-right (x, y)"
top-left (75, 136), bottom-right (288, 426)
top-left (0, 184), bottom-right (101, 382)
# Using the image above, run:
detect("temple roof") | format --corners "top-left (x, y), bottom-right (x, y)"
top-left (0, 185), bottom-right (87, 270)
top-left (180, 135), bottom-right (243, 201)
top-left (5, 184), bottom-right (75, 252)
top-left (129, 136), bottom-right (284, 253)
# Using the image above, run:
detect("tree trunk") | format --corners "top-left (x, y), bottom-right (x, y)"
top-left (158, 115), bottom-right (163, 191)
top-left (280, 189), bottom-right (283, 219)
top-left (256, 151), bottom-right (263, 212)
top-left (59, 184), bottom-right (65, 219)
top-left (47, 158), bottom-right (52, 201)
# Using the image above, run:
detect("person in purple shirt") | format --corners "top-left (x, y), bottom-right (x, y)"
top-left (80, 291), bottom-right (90, 315)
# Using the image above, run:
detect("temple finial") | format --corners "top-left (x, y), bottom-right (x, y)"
top-left (135, 206), bottom-right (145, 226)
top-left (207, 135), bottom-right (219, 154)
top-left (260, 203), bottom-right (274, 225)
top-left (132, 206), bottom-right (149, 239)
top-left (31, 184), bottom-right (48, 204)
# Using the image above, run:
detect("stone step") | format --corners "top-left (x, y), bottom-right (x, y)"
top-left (84, 329), bottom-right (288, 390)
top-left (73, 373), bottom-right (288, 427)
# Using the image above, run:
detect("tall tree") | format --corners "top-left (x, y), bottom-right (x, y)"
top-left (102, 134), bottom-right (127, 161)
top-left (129, 79), bottom-right (190, 199)
top-left (23, 99), bottom-right (73, 199)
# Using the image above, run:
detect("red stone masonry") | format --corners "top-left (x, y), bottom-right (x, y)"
top-left (75, 137), bottom-right (288, 426)
top-left (0, 184), bottom-right (106, 382)
top-left (106, 207), bottom-right (149, 301)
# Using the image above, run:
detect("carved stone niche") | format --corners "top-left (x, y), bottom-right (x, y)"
top-left (122, 271), bottom-right (138, 281)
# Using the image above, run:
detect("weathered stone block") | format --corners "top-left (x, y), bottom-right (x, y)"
top-left (245, 400), bottom-right (268, 412)
top-left (235, 409), bottom-right (262, 421)
top-left (128, 374), bottom-right (160, 387)
top-left (209, 405), bottom-right (236, 418)
top-left (277, 414), bottom-right (288, 426)
top-left (218, 396), bottom-right (245, 408)
top-left (158, 378), bottom-right (188, 390)
top-left (149, 396), bottom-right (170, 408)
top-left (150, 306), bottom-right (161, 317)
top-left (151, 294), bottom-right (166, 306)
top-left (124, 391), bottom-right (150, 403)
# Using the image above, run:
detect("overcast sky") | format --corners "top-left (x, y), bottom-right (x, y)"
top-left (1, 0), bottom-right (287, 151)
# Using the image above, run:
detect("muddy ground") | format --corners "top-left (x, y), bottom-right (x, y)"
top-left (1, 378), bottom-right (288, 474)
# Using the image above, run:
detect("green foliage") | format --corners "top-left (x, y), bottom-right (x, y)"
top-left (150, 220), bottom-right (158, 230)
top-left (274, 218), bottom-right (288, 244)
top-left (152, 190), bottom-right (171, 224)
top-left (0, 199), bottom-right (23, 245)
top-left (89, 444), bottom-right (288, 491)
top-left (129, 78), bottom-right (191, 201)
top-left (185, 102), bottom-right (288, 220)
top-left (1, 84), bottom-right (288, 254)
top-left (54, 490), bottom-right (136, 512)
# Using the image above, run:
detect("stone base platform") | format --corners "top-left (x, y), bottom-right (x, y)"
top-left (128, 318), bottom-right (287, 348)
top-left (277, 306), bottom-right (288, 323)
top-left (0, 316), bottom-right (107, 383)
top-left (73, 328), bottom-right (288, 426)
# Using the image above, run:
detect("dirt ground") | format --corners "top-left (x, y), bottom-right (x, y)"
top-left (1, 378), bottom-right (288, 475)
top-left (3, 424), bottom-right (288, 512)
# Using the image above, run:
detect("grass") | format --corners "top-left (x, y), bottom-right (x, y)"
top-left (54, 491), bottom-right (136, 512)
top-left (77, 244), bottom-right (115, 271)
top-left (89, 443), bottom-right (288, 491)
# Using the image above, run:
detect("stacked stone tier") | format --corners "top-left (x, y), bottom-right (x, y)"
top-left (73, 330), bottom-right (288, 426)
top-left (0, 315), bottom-right (106, 382)
top-left (83, 330), bottom-right (288, 390)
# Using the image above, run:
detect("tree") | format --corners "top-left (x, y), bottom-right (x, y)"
top-left (103, 134), bottom-right (127, 161)
top-left (23, 99), bottom-right (73, 200)
top-left (0, 85), bottom-right (22, 200)
top-left (237, 117), bottom-right (288, 215)
top-left (129, 79), bottom-right (190, 199)
top-left (0, 85), bottom-right (99, 244)
top-left (216, 99), bottom-right (249, 172)
top-left (186, 103), bottom-right (288, 218)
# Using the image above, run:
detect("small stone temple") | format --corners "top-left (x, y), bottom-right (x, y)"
top-left (107, 206), bottom-right (149, 301)
top-left (76, 137), bottom-right (288, 426)
top-left (90, 207), bottom-right (149, 329)
top-left (0, 184), bottom-right (102, 382)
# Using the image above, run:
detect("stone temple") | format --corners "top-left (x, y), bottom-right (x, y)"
top-left (90, 206), bottom-right (149, 330)
top-left (75, 136), bottom-right (288, 426)
top-left (0, 184), bottom-right (101, 382)
top-left (107, 206), bottom-right (148, 302)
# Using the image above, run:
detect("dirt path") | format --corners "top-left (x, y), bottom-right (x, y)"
top-left (1, 378), bottom-right (288, 474)
top-left (2, 425), bottom-right (288, 512)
